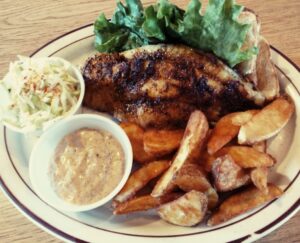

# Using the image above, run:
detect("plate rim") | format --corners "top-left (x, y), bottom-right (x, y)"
top-left (1, 23), bottom-right (300, 243)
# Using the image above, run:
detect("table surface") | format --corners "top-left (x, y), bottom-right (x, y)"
top-left (0, 0), bottom-right (299, 242)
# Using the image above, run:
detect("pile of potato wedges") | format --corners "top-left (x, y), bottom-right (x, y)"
top-left (113, 95), bottom-right (294, 227)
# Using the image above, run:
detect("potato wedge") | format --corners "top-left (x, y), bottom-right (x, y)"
top-left (200, 150), bottom-right (217, 172)
top-left (174, 163), bottom-right (218, 210)
top-left (120, 122), bottom-right (157, 163)
top-left (151, 110), bottom-right (209, 197)
top-left (205, 187), bottom-right (219, 210)
top-left (255, 37), bottom-right (280, 100)
top-left (218, 146), bottom-right (274, 168)
top-left (250, 167), bottom-right (269, 194)
top-left (207, 184), bottom-right (282, 226)
top-left (237, 10), bottom-right (261, 85)
top-left (230, 110), bottom-right (260, 126)
top-left (207, 113), bottom-right (240, 155)
top-left (158, 190), bottom-right (208, 226)
top-left (252, 140), bottom-right (267, 153)
top-left (174, 163), bottom-right (211, 192)
top-left (143, 129), bottom-right (184, 156)
top-left (212, 155), bottom-right (250, 192)
top-left (114, 160), bottom-right (170, 204)
top-left (207, 110), bottom-right (258, 154)
top-left (238, 96), bottom-right (295, 144)
top-left (114, 193), bottom-right (182, 215)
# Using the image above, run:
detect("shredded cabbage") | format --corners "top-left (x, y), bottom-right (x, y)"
top-left (0, 56), bottom-right (81, 130)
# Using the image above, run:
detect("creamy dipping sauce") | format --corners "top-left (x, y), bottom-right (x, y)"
top-left (50, 128), bottom-right (125, 205)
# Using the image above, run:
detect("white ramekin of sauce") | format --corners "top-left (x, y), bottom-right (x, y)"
top-left (29, 114), bottom-right (132, 212)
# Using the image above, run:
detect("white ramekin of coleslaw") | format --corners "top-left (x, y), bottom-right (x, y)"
top-left (0, 56), bottom-right (85, 133)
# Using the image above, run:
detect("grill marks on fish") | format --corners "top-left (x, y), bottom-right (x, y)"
top-left (83, 45), bottom-right (263, 128)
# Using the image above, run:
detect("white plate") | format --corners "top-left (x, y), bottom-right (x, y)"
top-left (0, 24), bottom-right (300, 243)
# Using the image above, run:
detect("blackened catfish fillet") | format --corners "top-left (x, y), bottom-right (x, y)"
top-left (83, 44), bottom-right (264, 128)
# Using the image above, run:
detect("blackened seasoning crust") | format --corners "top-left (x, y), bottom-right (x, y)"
top-left (83, 44), bottom-right (265, 128)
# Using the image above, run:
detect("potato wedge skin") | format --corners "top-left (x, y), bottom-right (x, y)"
top-left (252, 140), bottom-right (267, 153)
top-left (114, 193), bottom-right (181, 215)
top-left (158, 190), bottom-right (208, 226)
top-left (200, 150), bottom-right (217, 172)
top-left (250, 167), bottom-right (269, 194)
top-left (218, 146), bottom-right (274, 168)
top-left (114, 160), bottom-right (170, 204)
top-left (174, 163), bottom-right (211, 192)
top-left (120, 122), bottom-right (157, 163)
top-left (174, 163), bottom-right (218, 210)
top-left (237, 10), bottom-right (261, 84)
top-left (255, 37), bottom-right (280, 101)
top-left (207, 113), bottom-right (240, 155)
top-left (238, 96), bottom-right (295, 145)
top-left (143, 129), bottom-right (184, 156)
top-left (207, 184), bottom-right (283, 226)
top-left (205, 187), bottom-right (219, 210)
top-left (152, 110), bottom-right (209, 197)
top-left (230, 110), bottom-right (260, 126)
top-left (207, 110), bottom-right (259, 155)
top-left (212, 155), bottom-right (250, 192)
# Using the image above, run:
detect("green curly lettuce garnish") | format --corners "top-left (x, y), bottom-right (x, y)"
top-left (94, 0), bottom-right (258, 67)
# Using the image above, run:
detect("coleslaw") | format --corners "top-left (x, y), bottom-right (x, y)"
top-left (0, 56), bottom-right (82, 130)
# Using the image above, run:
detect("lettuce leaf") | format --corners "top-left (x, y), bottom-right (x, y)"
top-left (94, 0), bottom-right (149, 52)
top-left (142, 6), bottom-right (166, 41)
top-left (94, 0), bottom-right (258, 67)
